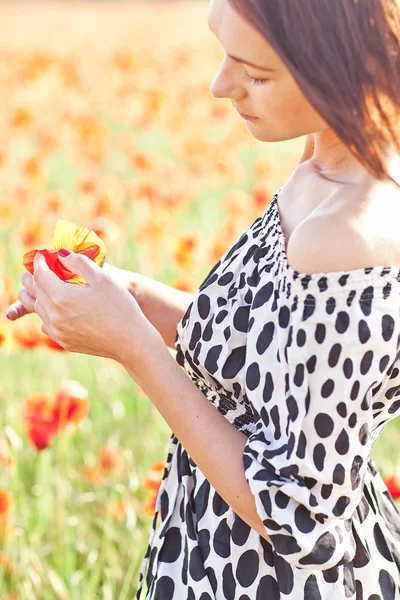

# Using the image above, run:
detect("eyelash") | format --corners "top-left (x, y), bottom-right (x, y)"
top-left (242, 70), bottom-right (269, 86)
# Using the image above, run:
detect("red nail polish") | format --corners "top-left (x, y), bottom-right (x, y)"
top-left (59, 248), bottom-right (71, 257)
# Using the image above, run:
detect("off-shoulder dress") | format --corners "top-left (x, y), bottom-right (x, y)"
top-left (135, 189), bottom-right (400, 600)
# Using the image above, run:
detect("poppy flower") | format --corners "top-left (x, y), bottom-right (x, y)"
top-left (21, 381), bottom-right (89, 451)
top-left (23, 220), bottom-right (106, 286)
top-left (143, 460), bottom-right (165, 517)
top-left (384, 475), bottom-right (400, 500)
top-left (21, 392), bottom-right (59, 451)
top-left (52, 380), bottom-right (89, 434)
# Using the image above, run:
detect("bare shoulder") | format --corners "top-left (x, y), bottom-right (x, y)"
top-left (286, 184), bottom-right (400, 276)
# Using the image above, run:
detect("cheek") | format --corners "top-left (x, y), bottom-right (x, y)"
top-left (253, 83), bottom-right (328, 141)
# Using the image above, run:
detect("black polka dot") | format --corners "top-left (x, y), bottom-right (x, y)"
top-left (299, 531), bottom-right (336, 565)
top-left (335, 311), bottom-right (350, 333)
top-left (218, 272), bottom-right (234, 286)
top-left (275, 490), bottom-right (290, 509)
top-left (194, 479), bottom-right (211, 523)
top-left (198, 528), bottom-right (211, 561)
top-left (213, 518), bottom-right (231, 558)
top-left (182, 537), bottom-right (188, 585)
top-left (321, 484), bottom-right (333, 499)
top-left (256, 322), bottom-right (275, 354)
top-left (269, 534), bottom-right (301, 555)
top-left (185, 501), bottom-right (196, 541)
top-left (348, 412), bottom-right (357, 428)
top-left (189, 546), bottom-right (206, 581)
top-left (222, 563), bottom-right (236, 599)
top-left (323, 567), bottom-right (339, 583)
top-left (204, 345), bottom-right (223, 374)
top-left (160, 490), bottom-right (169, 520)
top-left (296, 431), bottom-right (307, 459)
top-left (236, 550), bottom-right (259, 587)
top-left (202, 316), bottom-right (214, 342)
top-left (294, 505), bottom-right (316, 533)
top-left (216, 310), bottom-right (229, 324)
top-left (213, 492), bottom-right (229, 516)
top-left (246, 362), bottom-right (261, 390)
top-left (333, 463), bottom-right (345, 485)
top-left (304, 574), bottom-right (322, 600)
top-left (335, 428), bottom-right (350, 454)
top-left (333, 496), bottom-right (351, 516)
top-left (252, 282), bottom-right (274, 309)
top-left (350, 455), bottom-right (363, 490)
top-left (374, 523), bottom-right (394, 561)
top-left (379, 569), bottom-right (396, 600)
top-left (313, 443), bottom-right (326, 471)
top-left (159, 527), bottom-right (181, 563)
top-left (153, 576), bottom-right (174, 600)
top-left (256, 575), bottom-right (280, 600)
top-left (206, 566), bottom-right (218, 594)
top-left (233, 305), bottom-right (250, 333)
top-left (358, 423), bottom-right (369, 446)
top-left (197, 294), bottom-right (211, 319)
top-left (221, 346), bottom-right (246, 378)
top-left (274, 552), bottom-right (294, 594)
top-left (231, 514), bottom-right (251, 546)
top-left (314, 413), bottom-right (334, 437)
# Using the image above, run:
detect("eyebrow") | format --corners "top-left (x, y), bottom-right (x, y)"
top-left (208, 18), bottom-right (277, 73)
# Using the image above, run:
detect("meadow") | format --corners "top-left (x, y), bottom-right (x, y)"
top-left (0, 2), bottom-right (400, 598)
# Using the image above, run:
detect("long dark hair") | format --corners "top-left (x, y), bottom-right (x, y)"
top-left (229, 0), bottom-right (400, 188)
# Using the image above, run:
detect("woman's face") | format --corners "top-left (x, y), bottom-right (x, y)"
top-left (208, 0), bottom-right (328, 142)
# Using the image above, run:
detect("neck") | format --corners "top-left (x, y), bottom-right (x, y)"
top-left (298, 129), bottom-right (372, 185)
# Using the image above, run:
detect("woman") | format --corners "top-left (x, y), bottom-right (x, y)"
top-left (6, 0), bottom-right (400, 598)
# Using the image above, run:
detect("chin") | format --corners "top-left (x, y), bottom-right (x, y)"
top-left (249, 126), bottom-right (309, 144)
top-left (246, 127), bottom-right (287, 143)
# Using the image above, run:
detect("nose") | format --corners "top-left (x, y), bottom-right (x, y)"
top-left (210, 59), bottom-right (246, 102)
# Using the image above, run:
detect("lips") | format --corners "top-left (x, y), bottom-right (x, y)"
top-left (235, 107), bottom-right (257, 119)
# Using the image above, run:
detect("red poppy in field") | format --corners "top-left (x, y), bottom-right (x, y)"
top-left (0, 491), bottom-right (11, 516)
top-left (13, 321), bottom-right (42, 350)
top-left (21, 381), bottom-right (89, 451)
top-left (143, 460), bottom-right (165, 517)
top-left (23, 220), bottom-right (106, 286)
top-left (41, 335), bottom-right (67, 352)
top-left (21, 392), bottom-right (59, 450)
top-left (384, 475), bottom-right (400, 500)
top-left (52, 380), bottom-right (89, 434)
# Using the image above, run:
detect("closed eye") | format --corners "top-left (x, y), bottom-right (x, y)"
top-left (243, 70), bottom-right (269, 85)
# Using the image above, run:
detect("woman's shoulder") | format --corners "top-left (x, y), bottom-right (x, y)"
top-left (286, 181), bottom-right (400, 277)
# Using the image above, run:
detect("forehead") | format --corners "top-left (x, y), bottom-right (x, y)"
top-left (208, 0), bottom-right (253, 37)
top-left (208, 0), bottom-right (282, 68)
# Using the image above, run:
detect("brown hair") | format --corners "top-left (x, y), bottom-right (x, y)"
top-left (229, 0), bottom-right (400, 188)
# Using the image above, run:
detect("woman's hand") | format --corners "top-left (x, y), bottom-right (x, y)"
top-left (6, 262), bottom-right (133, 322)
top-left (13, 251), bottom-right (162, 363)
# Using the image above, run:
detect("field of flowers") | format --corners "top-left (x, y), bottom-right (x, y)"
top-left (1, 2), bottom-right (400, 598)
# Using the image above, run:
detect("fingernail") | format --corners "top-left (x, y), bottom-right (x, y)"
top-left (59, 248), bottom-right (71, 257)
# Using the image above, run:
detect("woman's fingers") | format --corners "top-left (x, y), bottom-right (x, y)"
top-left (6, 272), bottom-right (37, 320)
top-left (6, 300), bottom-right (30, 321)
top-left (21, 271), bottom-right (34, 295)
top-left (19, 288), bottom-right (36, 312)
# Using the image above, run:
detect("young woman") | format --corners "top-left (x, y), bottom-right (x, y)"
top-left (7, 0), bottom-right (400, 597)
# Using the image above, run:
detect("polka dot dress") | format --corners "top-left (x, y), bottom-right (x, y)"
top-left (135, 189), bottom-right (400, 600)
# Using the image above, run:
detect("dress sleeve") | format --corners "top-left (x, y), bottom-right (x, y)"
top-left (243, 276), bottom-right (400, 569)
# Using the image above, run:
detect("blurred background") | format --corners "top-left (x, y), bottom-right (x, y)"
top-left (0, 2), bottom-right (399, 599)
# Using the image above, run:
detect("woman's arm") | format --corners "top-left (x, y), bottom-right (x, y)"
top-left (7, 262), bottom-right (194, 350)
top-left (124, 270), bottom-right (194, 350)
top-left (121, 336), bottom-right (272, 543)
